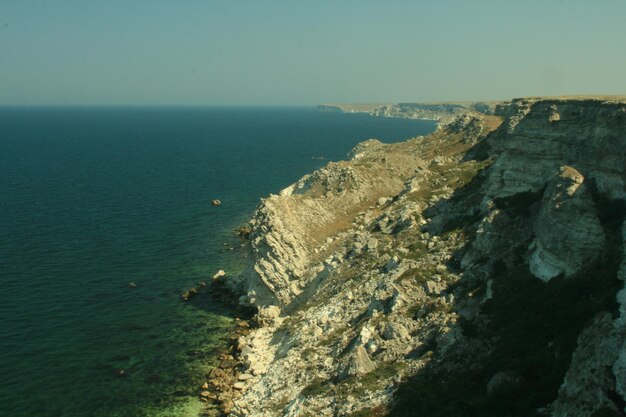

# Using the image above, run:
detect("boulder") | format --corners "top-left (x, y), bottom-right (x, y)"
top-left (255, 305), bottom-right (281, 326)
top-left (181, 288), bottom-right (198, 301)
top-left (381, 322), bottom-right (410, 341)
top-left (423, 280), bottom-right (442, 295)
top-left (339, 345), bottom-right (376, 380)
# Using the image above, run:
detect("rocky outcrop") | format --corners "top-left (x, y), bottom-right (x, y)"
top-left (550, 218), bottom-right (626, 415)
top-left (215, 97), bottom-right (626, 417)
top-left (486, 98), bottom-right (626, 201)
top-left (529, 166), bottom-right (606, 281)
top-left (235, 138), bottom-right (432, 308)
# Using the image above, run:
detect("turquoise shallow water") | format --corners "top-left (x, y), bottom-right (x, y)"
top-left (0, 106), bottom-right (436, 416)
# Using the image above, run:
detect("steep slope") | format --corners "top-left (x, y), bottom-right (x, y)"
top-left (212, 97), bottom-right (626, 417)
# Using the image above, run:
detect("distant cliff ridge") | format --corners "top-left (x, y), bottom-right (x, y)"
top-left (212, 97), bottom-right (626, 417)
top-left (318, 101), bottom-right (502, 124)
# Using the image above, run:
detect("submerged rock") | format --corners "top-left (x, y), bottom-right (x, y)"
top-left (181, 288), bottom-right (198, 301)
top-left (212, 269), bottom-right (226, 281)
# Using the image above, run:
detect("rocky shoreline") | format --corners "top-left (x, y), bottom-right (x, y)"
top-left (205, 97), bottom-right (626, 416)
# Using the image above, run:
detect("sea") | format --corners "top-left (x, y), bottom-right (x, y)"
top-left (0, 106), bottom-right (436, 417)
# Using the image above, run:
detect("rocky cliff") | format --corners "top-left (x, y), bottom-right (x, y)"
top-left (213, 97), bottom-right (626, 417)
top-left (319, 101), bottom-right (502, 125)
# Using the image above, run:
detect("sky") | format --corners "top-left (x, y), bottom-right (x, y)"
top-left (1, 0), bottom-right (626, 105)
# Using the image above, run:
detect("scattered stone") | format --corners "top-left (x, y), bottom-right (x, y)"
top-left (423, 280), bottom-right (441, 295)
top-left (221, 400), bottom-right (234, 414)
top-left (256, 306), bottom-right (281, 326)
top-left (384, 255), bottom-right (400, 272)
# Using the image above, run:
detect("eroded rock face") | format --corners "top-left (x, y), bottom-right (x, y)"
top-left (613, 221), bottom-right (626, 405)
top-left (239, 138), bottom-right (429, 307)
top-left (617, 221), bottom-right (626, 324)
top-left (529, 166), bottom-right (606, 281)
top-left (487, 99), bottom-right (626, 201)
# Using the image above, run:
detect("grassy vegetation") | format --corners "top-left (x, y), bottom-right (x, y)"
top-left (301, 377), bottom-right (334, 398)
top-left (397, 264), bottom-right (438, 286)
top-left (344, 362), bottom-right (403, 393)
top-left (402, 241), bottom-right (428, 260)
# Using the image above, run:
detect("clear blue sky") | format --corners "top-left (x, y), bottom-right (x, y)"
top-left (1, 0), bottom-right (625, 105)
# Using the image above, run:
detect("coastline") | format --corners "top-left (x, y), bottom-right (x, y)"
top-left (1, 107), bottom-right (440, 417)
top-left (204, 97), bottom-right (626, 416)
top-left (199, 105), bottom-right (497, 414)
top-left (318, 101), bottom-right (503, 126)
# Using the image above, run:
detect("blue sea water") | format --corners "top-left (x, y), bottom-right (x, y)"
top-left (0, 106), bottom-right (436, 417)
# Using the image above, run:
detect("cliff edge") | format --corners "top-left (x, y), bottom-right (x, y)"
top-left (215, 97), bottom-right (626, 417)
